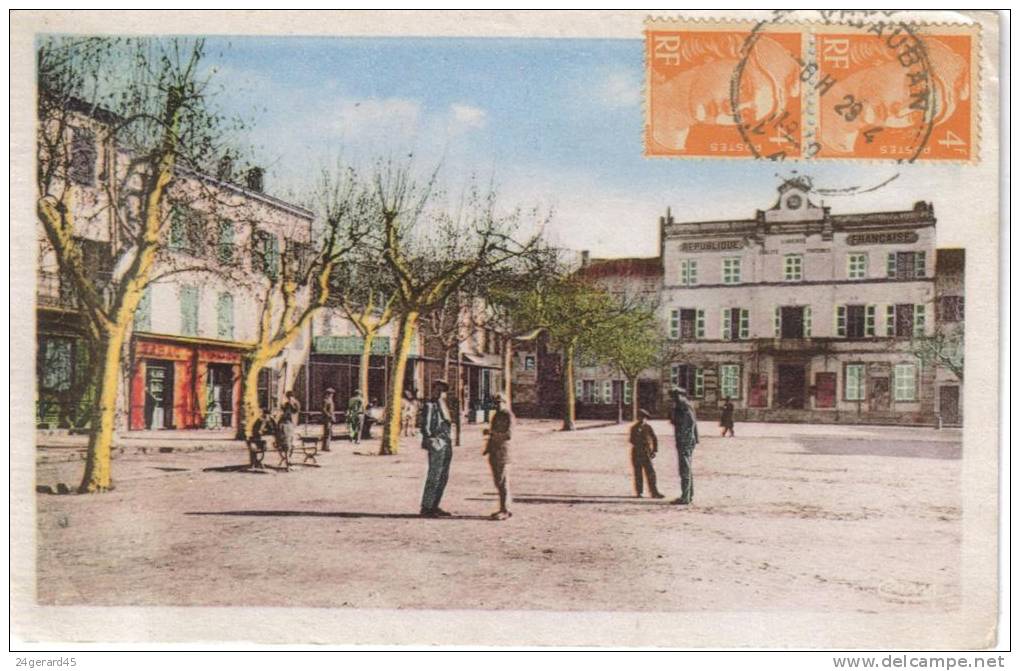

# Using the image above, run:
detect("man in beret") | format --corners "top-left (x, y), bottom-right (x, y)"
top-left (628, 408), bottom-right (664, 499)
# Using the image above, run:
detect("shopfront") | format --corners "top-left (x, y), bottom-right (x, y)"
top-left (129, 335), bottom-right (246, 430)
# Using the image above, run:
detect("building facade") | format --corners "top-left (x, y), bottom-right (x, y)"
top-left (659, 180), bottom-right (945, 425)
top-left (36, 102), bottom-right (314, 432)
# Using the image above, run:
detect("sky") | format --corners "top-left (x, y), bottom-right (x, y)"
top-left (200, 36), bottom-right (976, 258)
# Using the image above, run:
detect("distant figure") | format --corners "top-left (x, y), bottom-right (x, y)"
top-left (278, 390), bottom-right (300, 470)
top-left (629, 409), bottom-right (664, 499)
top-left (347, 390), bottom-right (364, 444)
top-left (321, 388), bottom-right (336, 452)
top-left (669, 386), bottom-right (699, 505)
top-left (482, 393), bottom-right (513, 520)
top-left (401, 390), bottom-right (418, 437)
top-left (419, 380), bottom-right (453, 517)
top-left (362, 398), bottom-right (379, 440)
top-left (719, 397), bottom-right (735, 437)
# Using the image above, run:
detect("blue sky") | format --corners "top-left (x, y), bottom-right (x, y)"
top-left (202, 36), bottom-right (972, 257)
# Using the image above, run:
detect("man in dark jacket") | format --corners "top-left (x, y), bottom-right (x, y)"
top-left (419, 380), bottom-right (454, 517)
top-left (670, 387), bottom-right (699, 505)
top-left (629, 409), bottom-right (664, 498)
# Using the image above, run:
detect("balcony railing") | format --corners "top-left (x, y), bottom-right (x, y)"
top-left (37, 270), bottom-right (115, 310)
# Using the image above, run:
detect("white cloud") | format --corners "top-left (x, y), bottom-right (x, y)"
top-left (596, 69), bottom-right (642, 109)
top-left (449, 103), bottom-right (488, 129)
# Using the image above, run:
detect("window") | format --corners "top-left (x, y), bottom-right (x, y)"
top-left (670, 364), bottom-right (703, 398)
top-left (623, 380), bottom-right (632, 404)
top-left (887, 251), bottom-right (926, 279)
top-left (893, 364), bottom-right (917, 401)
top-left (913, 304), bottom-right (927, 337)
top-left (217, 292), bottom-right (234, 340)
top-left (39, 337), bottom-right (74, 392)
top-left (180, 286), bottom-right (199, 336)
top-left (783, 254), bottom-right (803, 281)
top-left (719, 364), bottom-right (741, 400)
top-left (134, 285), bottom-right (152, 332)
top-left (602, 380), bottom-right (613, 404)
top-left (722, 308), bottom-right (750, 340)
top-left (938, 296), bottom-right (964, 322)
top-left (581, 379), bottom-right (596, 404)
top-left (722, 257), bottom-right (742, 284)
top-left (169, 206), bottom-right (205, 256)
top-left (844, 363), bottom-right (866, 401)
top-left (778, 306), bottom-right (810, 339)
top-left (679, 259), bottom-right (698, 286)
top-left (888, 304), bottom-right (922, 337)
top-left (217, 220), bottom-right (235, 264)
top-left (524, 356), bottom-right (536, 371)
top-left (69, 127), bottom-right (97, 186)
top-left (748, 373), bottom-right (768, 407)
top-left (847, 253), bottom-right (868, 280)
top-left (838, 305), bottom-right (876, 338)
top-left (669, 308), bottom-right (703, 340)
top-left (252, 229), bottom-right (281, 280)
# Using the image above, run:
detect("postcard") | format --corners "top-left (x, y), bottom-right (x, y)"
top-left (10, 9), bottom-right (1003, 649)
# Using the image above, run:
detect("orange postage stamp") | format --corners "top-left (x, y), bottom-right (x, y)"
top-left (645, 15), bottom-right (979, 162)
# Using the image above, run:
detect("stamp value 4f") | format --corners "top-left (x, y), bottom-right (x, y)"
top-left (645, 15), bottom-right (979, 162)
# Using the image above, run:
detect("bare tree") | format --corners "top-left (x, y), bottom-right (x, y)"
top-left (37, 37), bottom-right (246, 492)
top-left (373, 163), bottom-right (543, 455)
top-left (235, 165), bottom-right (369, 440)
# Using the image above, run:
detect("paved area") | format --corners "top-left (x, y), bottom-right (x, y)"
top-left (35, 420), bottom-right (961, 613)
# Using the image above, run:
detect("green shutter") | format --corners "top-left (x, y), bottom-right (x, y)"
top-left (866, 305), bottom-right (876, 336)
top-left (913, 304), bottom-right (926, 337)
top-left (135, 285), bottom-right (152, 332)
top-left (721, 308), bottom-right (731, 340)
top-left (180, 286), bottom-right (199, 336)
top-left (803, 306), bottom-right (812, 337)
top-left (217, 292), bottom-right (234, 340)
top-left (217, 220), bottom-right (235, 264)
top-left (696, 309), bottom-right (705, 339)
top-left (740, 308), bottom-right (750, 339)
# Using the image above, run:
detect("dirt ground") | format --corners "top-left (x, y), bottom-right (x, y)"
top-left (34, 419), bottom-right (961, 613)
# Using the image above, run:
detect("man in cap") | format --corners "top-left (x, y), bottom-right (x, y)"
top-left (482, 393), bottom-right (513, 520)
top-left (321, 388), bottom-right (336, 452)
top-left (419, 380), bottom-right (454, 517)
top-left (629, 408), bottom-right (664, 499)
top-left (669, 386), bottom-right (699, 504)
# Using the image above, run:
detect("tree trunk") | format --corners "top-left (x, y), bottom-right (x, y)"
top-left (561, 342), bottom-right (576, 431)
top-left (237, 354), bottom-right (269, 440)
top-left (502, 337), bottom-right (513, 413)
top-left (78, 328), bottom-right (126, 493)
top-left (380, 310), bottom-right (418, 455)
top-left (359, 330), bottom-right (374, 404)
top-left (630, 375), bottom-right (639, 422)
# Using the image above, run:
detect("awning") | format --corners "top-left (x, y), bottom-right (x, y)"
top-left (461, 352), bottom-right (503, 369)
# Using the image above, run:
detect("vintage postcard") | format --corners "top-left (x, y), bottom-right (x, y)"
top-left (9, 10), bottom-right (1003, 651)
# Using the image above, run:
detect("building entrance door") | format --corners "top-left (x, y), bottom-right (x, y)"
top-left (776, 364), bottom-right (806, 409)
top-left (145, 361), bottom-right (174, 429)
top-left (207, 364), bottom-right (235, 428)
top-left (869, 377), bottom-right (891, 412)
top-left (939, 386), bottom-right (961, 425)
top-left (638, 380), bottom-right (659, 416)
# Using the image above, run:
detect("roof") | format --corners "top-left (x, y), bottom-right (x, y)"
top-left (577, 256), bottom-right (663, 279)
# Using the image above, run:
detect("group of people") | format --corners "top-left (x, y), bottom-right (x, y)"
top-left (627, 386), bottom-right (699, 505)
top-left (247, 382), bottom-right (705, 516)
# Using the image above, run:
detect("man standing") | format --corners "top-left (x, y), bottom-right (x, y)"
top-left (629, 409), bottom-right (664, 499)
top-left (669, 387), bottom-right (699, 505)
top-left (321, 388), bottom-right (336, 452)
top-left (346, 389), bottom-right (364, 444)
top-left (278, 391), bottom-right (301, 470)
top-left (482, 393), bottom-right (513, 520)
top-left (419, 380), bottom-right (453, 517)
top-left (719, 397), bottom-right (735, 437)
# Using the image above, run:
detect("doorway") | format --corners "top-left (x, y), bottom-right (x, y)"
top-left (776, 364), bottom-right (806, 409)
top-left (144, 361), bottom-right (174, 429)
top-left (207, 364), bottom-right (235, 428)
top-left (939, 386), bottom-right (961, 425)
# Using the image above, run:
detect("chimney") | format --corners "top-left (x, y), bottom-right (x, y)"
top-left (217, 153), bottom-right (233, 182)
top-left (580, 250), bottom-right (590, 267)
top-left (246, 166), bottom-right (264, 193)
